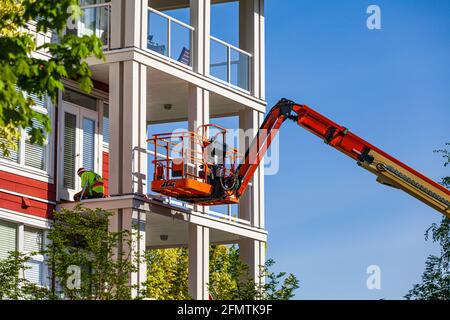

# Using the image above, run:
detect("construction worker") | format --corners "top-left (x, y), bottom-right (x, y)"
top-left (73, 168), bottom-right (105, 201)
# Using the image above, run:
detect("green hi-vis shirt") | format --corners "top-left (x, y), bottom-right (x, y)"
top-left (80, 171), bottom-right (104, 197)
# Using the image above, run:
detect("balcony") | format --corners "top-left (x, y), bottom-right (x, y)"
top-left (77, 1), bottom-right (111, 49)
top-left (210, 36), bottom-right (251, 92)
top-left (147, 7), bottom-right (194, 69)
top-left (146, 7), bottom-right (251, 92)
top-left (75, 3), bottom-right (252, 94)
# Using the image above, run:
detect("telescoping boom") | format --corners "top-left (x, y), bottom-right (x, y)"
top-left (149, 99), bottom-right (450, 217)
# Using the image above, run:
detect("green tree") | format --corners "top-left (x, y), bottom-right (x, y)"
top-left (0, 251), bottom-right (49, 300)
top-left (46, 205), bottom-right (145, 300)
top-left (405, 143), bottom-right (450, 300)
top-left (258, 259), bottom-right (300, 300)
top-left (0, 0), bottom-right (104, 156)
top-left (0, 205), bottom-right (146, 300)
top-left (145, 248), bottom-right (189, 300)
top-left (146, 245), bottom-right (299, 300)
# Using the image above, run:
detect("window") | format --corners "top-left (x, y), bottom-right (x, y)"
top-left (24, 260), bottom-right (44, 285)
top-left (63, 89), bottom-right (97, 111)
top-left (82, 117), bottom-right (96, 171)
top-left (0, 136), bottom-right (20, 163)
top-left (103, 103), bottom-right (109, 145)
top-left (0, 220), bottom-right (46, 286)
top-left (0, 220), bottom-right (17, 261)
top-left (24, 227), bottom-right (44, 253)
top-left (63, 112), bottom-right (77, 189)
top-left (78, 0), bottom-right (111, 48)
top-left (0, 92), bottom-right (51, 174)
top-left (25, 119), bottom-right (47, 170)
top-left (24, 227), bottom-right (45, 286)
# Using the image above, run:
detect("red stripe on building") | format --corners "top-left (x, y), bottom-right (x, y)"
top-left (0, 170), bottom-right (56, 201)
top-left (0, 191), bottom-right (54, 219)
top-left (102, 151), bottom-right (109, 196)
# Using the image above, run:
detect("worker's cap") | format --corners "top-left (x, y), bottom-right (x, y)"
top-left (77, 168), bottom-right (87, 175)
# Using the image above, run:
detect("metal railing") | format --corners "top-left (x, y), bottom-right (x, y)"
top-left (147, 7), bottom-right (194, 68)
top-left (78, 2), bottom-right (111, 49)
top-left (134, 147), bottom-right (249, 227)
top-left (210, 36), bottom-right (251, 92)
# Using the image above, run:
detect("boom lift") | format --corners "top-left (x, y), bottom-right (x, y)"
top-left (148, 99), bottom-right (450, 217)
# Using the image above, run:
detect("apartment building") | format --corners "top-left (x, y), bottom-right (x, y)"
top-left (0, 0), bottom-right (267, 299)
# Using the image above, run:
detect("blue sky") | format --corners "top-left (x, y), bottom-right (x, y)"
top-left (159, 0), bottom-right (450, 299)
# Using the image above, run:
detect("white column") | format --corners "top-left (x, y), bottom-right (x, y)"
top-left (239, 0), bottom-right (265, 99)
top-left (188, 224), bottom-right (209, 300)
top-left (109, 208), bottom-right (147, 297)
top-left (125, 209), bottom-right (147, 296)
top-left (190, 0), bottom-right (211, 75)
top-left (109, 61), bottom-right (148, 196)
top-left (238, 109), bottom-right (264, 228)
top-left (188, 85), bottom-right (210, 133)
top-left (109, 0), bottom-right (122, 49)
top-left (188, 84), bottom-right (210, 214)
top-left (238, 108), bottom-right (266, 285)
top-left (110, 0), bottom-right (148, 49)
top-left (17, 224), bottom-right (24, 252)
top-left (239, 239), bottom-right (266, 286)
top-left (108, 58), bottom-right (148, 296)
top-left (187, 83), bottom-right (210, 300)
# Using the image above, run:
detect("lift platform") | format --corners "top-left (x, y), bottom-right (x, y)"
top-left (148, 125), bottom-right (240, 205)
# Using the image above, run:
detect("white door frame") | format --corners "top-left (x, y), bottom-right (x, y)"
top-left (58, 101), bottom-right (99, 201)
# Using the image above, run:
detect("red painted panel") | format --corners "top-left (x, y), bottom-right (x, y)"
top-left (102, 151), bottom-right (109, 195)
top-left (0, 170), bottom-right (56, 201)
top-left (0, 192), bottom-right (54, 219)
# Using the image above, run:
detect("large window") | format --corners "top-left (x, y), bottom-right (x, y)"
top-left (0, 220), bottom-right (46, 286)
top-left (0, 93), bottom-right (51, 174)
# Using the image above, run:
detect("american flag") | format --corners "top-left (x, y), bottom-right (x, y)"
top-left (178, 47), bottom-right (191, 66)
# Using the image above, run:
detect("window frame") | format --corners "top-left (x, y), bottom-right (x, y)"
top-left (0, 214), bottom-right (49, 288)
top-left (57, 81), bottom-right (108, 201)
top-left (58, 100), bottom-right (100, 200)
top-left (0, 94), bottom-right (55, 183)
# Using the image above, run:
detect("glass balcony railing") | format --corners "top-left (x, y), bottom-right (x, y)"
top-left (147, 7), bottom-right (194, 68)
top-left (77, 0), bottom-right (111, 49)
top-left (210, 36), bottom-right (251, 92)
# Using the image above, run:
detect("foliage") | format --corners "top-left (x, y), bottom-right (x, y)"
top-left (0, 0), bottom-right (104, 156)
top-left (209, 245), bottom-right (255, 300)
top-left (0, 251), bottom-right (49, 300)
top-left (145, 248), bottom-right (189, 300)
top-left (46, 205), bottom-right (145, 300)
top-left (258, 259), bottom-right (300, 300)
top-left (404, 217), bottom-right (450, 300)
top-left (405, 143), bottom-right (450, 300)
top-left (146, 245), bottom-right (299, 300)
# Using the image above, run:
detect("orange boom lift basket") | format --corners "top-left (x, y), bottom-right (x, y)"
top-left (148, 124), bottom-right (240, 206)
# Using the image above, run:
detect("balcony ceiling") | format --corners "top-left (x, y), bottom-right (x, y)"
top-left (149, 0), bottom-right (236, 11)
top-left (90, 64), bottom-right (244, 124)
top-left (146, 68), bottom-right (242, 124)
top-left (146, 211), bottom-right (241, 249)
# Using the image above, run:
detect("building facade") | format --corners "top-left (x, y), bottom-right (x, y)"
top-left (0, 0), bottom-right (267, 299)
